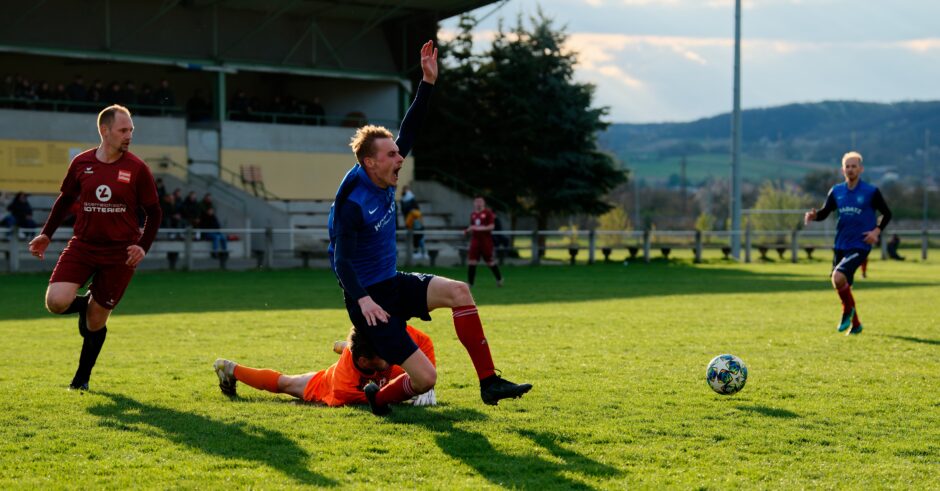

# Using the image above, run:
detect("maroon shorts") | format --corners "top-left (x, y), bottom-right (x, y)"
top-left (49, 238), bottom-right (136, 310)
top-left (468, 236), bottom-right (495, 263)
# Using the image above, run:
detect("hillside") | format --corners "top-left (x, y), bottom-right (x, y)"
top-left (599, 100), bottom-right (940, 185)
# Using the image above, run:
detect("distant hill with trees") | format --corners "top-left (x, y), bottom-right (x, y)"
top-left (599, 100), bottom-right (940, 186)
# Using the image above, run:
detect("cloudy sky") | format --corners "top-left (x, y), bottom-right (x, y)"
top-left (440, 0), bottom-right (940, 123)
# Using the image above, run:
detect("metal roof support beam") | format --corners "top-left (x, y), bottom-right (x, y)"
top-left (335, 1), bottom-right (409, 54)
top-left (113, 0), bottom-right (184, 47)
top-left (280, 20), bottom-right (316, 65)
top-left (310, 21), bottom-right (345, 69)
top-left (220, 0), bottom-right (301, 56)
top-left (8, 0), bottom-right (50, 31)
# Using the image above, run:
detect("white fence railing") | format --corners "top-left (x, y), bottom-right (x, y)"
top-left (2, 226), bottom-right (937, 272)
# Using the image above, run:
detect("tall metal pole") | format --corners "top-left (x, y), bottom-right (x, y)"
top-left (730, 0), bottom-right (743, 258)
top-left (924, 129), bottom-right (930, 231)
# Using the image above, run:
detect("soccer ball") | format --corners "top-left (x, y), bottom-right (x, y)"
top-left (706, 354), bottom-right (748, 395)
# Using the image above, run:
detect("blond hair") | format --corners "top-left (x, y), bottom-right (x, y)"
top-left (97, 104), bottom-right (132, 128)
top-left (350, 125), bottom-right (394, 165)
top-left (842, 151), bottom-right (863, 166)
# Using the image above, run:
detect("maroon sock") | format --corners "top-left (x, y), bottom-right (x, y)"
top-left (452, 305), bottom-right (496, 380)
top-left (852, 310), bottom-right (861, 328)
top-left (836, 284), bottom-right (855, 313)
top-left (375, 373), bottom-right (416, 406)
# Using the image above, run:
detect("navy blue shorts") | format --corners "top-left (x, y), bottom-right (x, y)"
top-left (343, 272), bottom-right (434, 365)
top-left (832, 249), bottom-right (869, 286)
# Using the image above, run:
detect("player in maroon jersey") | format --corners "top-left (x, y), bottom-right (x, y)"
top-left (28, 105), bottom-right (162, 391)
top-left (466, 197), bottom-right (503, 287)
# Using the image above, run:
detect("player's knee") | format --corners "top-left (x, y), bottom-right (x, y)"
top-left (411, 370), bottom-right (437, 394)
top-left (451, 281), bottom-right (473, 305)
top-left (45, 295), bottom-right (70, 314)
top-left (831, 272), bottom-right (847, 288)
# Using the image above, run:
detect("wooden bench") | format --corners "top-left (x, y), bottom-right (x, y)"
top-left (240, 165), bottom-right (267, 197)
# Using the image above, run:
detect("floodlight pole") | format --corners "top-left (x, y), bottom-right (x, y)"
top-left (924, 129), bottom-right (930, 232)
top-left (730, 0), bottom-right (743, 259)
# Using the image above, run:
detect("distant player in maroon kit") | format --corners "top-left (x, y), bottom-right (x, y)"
top-left (28, 104), bottom-right (162, 390)
top-left (466, 196), bottom-right (503, 287)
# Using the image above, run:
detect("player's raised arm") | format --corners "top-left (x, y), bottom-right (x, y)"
top-left (397, 40), bottom-right (437, 157)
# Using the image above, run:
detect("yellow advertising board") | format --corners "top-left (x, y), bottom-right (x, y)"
top-left (0, 139), bottom-right (187, 194)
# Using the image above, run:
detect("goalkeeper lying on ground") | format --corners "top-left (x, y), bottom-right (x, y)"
top-left (213, 325), bottom-right (437, 407)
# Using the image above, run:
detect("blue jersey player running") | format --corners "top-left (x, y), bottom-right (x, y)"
top-left (804, 151), bottom-right (892, 335)
top-left (327, 40), bottom-right (531, 416)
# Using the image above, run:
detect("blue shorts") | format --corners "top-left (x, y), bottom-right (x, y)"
top-left (832, 249), bottom-right (869, 286)
top-left (343, 272), bottom-right (434, 365)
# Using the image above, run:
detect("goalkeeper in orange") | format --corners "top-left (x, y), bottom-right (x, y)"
top-left (213, 325), bottom-right (437, 407)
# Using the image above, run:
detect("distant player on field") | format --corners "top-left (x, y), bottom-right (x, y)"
top-left (213, 325), bottom-right (436, 407)
top-left (804, 151), bottom-right (891, 335)
top-left (466, 196), bottom-right (503, 288)
top-left (327, 40), bottom-right (531, 416)
top-left (28, 105), bottom-right (162, 390)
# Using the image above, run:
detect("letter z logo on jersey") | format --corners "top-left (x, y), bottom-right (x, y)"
top-left (117, 170), bottom-right (132, 183)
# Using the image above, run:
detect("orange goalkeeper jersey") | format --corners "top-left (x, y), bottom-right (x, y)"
top-left (302, 325), bottom-right (435, 406)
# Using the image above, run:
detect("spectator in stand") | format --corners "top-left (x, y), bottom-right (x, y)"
top-left (105, 81), bottom-right (123, 105)
top-left (53, 83), bottom-right (69, 106)
top-left (2, 74), bottom-right (15, 102)
top-left (35, 81), bottom-right (53, 110)
top-left (160, 192), bottom-right (181, 230)
top-left (200, 193), bottom-right (215, 214)
top-left (14, 77), bottom-right (37, 108)
top-left (230, 90), bottom-right (249, 121)
top-left (154, 178), bottom-right (167, 200)
top-left (400, 185), bottom-right (417, 221)
top-left (87, 80), bottom-right (105, 110)
top-left (405, 204), bottom-right (426, 259)
top-left (179, 191), bottom-right (202, 227)
top-left (0, 191), bottom-right (14, 228)
top-left (122, 81), bottom-right (138, 107)
top-left (199, 206), bottom-right (227, 256)
top-left (186, 89), bottom-right (212, 122)
top-left (309, 96), bottom-right (326, 125)
top-left (66, 75), bottom-right (87, 111)
top-left (138, 84), bottom-right (155, 115)
top-left (7, 192), bottom-right (38, 229)
top-left (154, 79), bottom-right (175, 112)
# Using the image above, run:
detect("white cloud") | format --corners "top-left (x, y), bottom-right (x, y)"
top-left (898, 38), bottom-right (940, 53)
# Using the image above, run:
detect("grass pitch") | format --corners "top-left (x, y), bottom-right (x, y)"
top-left (1, 257), bottom-right (938, 489)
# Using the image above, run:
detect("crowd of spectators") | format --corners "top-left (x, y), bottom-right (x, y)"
top-left (156, 179), bottom-right (227, 253)
top-left (1, 73), bottom-right (178, 115)
top-left (3, 72), bottom-right (364, 127)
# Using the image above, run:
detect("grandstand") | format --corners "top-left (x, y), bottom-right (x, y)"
top-left (0, 0), bottom-right (496, 254)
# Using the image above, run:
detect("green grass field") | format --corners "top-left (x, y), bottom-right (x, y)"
top-left (1, 258), bottom-right (938, 489)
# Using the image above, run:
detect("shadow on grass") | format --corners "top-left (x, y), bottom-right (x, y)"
top-left (391, 407), bottom-right (620, 489)
top-left (88, 392), bottom-right (336, 487)
top-left (1, 263), bottom-right (935, 320)
top-left (874, 334), bottom-right (940, 346)
top-left (736, 405), bottom-right (800, 419)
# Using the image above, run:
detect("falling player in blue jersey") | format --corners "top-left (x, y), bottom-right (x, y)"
top-left (327, 40), bottom-right (531, 416)
top-left (804, 151), bottom-right (892, 335)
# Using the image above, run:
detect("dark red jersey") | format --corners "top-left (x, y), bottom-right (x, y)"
top-left (469, 208), bottom-right (495, 241)
top-left (61, 149), bottom-right (159, 245)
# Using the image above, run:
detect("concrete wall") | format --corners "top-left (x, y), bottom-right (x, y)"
top-left (0, 109), bottom-right (187, 193)
top-left (220, 121), bottom-right (414, 200)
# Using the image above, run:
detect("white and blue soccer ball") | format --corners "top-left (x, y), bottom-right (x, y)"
top-left (706, 354), bottom-right (748, 395)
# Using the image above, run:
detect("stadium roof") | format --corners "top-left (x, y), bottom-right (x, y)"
top-left (0, 0), bottom-right (501, 84)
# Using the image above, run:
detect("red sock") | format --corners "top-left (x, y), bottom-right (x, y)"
top-left (234, 365), bottom-right (281, 393)
top-left (376, 373), bottom-right (416, 406)
top-left (452, 305), bottom-right (496, 380)
top-left (852, 310), bottom-right (861, 328)
top-left (836, 284), bottom-right (855, 313)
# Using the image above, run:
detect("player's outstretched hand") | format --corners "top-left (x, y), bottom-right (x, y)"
top-left (126, 245), bottom-right (145, 267)
top-left (358, 296), bottom-right (390, 326)
top-left (804, 208), bottom-right (817, 225)
top-left (28, 234), bottom-right (50, 260)
top-left (420, 40), bottom-right (438, 84)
